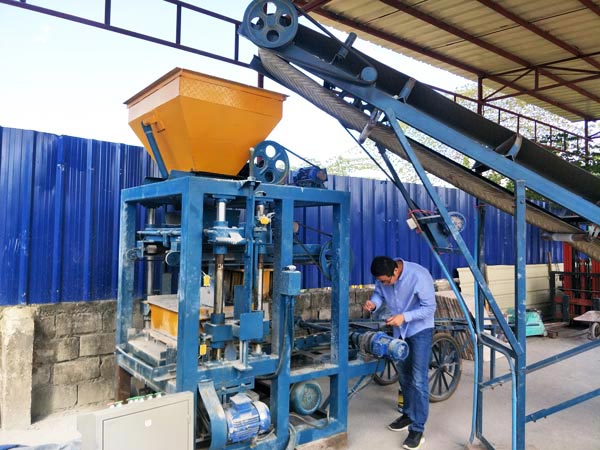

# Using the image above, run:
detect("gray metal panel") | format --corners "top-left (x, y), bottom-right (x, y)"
top-left (77, 391), bottom-right (194, 450)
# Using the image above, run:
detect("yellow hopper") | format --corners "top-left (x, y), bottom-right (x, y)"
top-left (125, 68), bottom-right (286, 177)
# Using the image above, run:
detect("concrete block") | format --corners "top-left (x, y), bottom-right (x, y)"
top-left (0, 307), bottom-right (35, 429)
top-left (80, 333), bottom-right (115, 357)
top-left (73, 312), bottom-right (103, 334)
top-left (32, 365), bottom-right (51, 387)
top-left (34, 341), bottom-right (57, 365)
top-left (34, 315), bottom-right (56, 340)
top-left (78, 379), bottom-right (114, 405)
top-left (348, 288), bottom-right (356, 306)
top-left (56, 311), bottom-right (102, 337)
top-left (298, 308), bottom-right (313, 321)
top-left (102, 305), bottom-right (117, 332)
top-left (317, 308), bottom-right (331, 321)
top-left (294, 292), bottom-right (312, 315)
top-left (56, 337), bottom-right (80, 362)
top-left (53, 357), bottom-right (100, 385)
top-left (100, 355), bottom-right (116, 380)
top-left (34, 337), bottom-right (80, 364)
top-left (349, 304), bottom-right (363, 320)
top-left (354, 286), bottom-right (374, 306)
top-left (32, 384), bottom-right (77, 419)
top-left (311, 289), bottom-right (331, 310)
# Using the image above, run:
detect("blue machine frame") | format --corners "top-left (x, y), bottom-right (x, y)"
top-left (115, 173), bottom-right (392, 448)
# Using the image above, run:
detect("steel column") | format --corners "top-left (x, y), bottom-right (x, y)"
top-left (514, 180), bottom-right (527, 450)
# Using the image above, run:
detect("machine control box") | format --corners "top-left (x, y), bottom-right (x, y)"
top-left (77, 391), bottom-right (194, 450)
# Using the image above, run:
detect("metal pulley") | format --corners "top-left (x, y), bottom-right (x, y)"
top-left (251, 140), bottom-right (290, 184)
top-left (241, 0), bottom-right (299, 49)
top-left (319, 239), bottom-right (354, 281)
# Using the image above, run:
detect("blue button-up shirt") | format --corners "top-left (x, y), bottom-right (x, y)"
top-left (371, 259), bottom-right (436, 339)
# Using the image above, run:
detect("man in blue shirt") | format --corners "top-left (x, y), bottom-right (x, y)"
top-left (363, 256), bottom-right (436, 450)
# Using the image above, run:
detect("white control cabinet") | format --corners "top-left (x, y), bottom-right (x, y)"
top-left (77, 391), bottom-right (194, 450)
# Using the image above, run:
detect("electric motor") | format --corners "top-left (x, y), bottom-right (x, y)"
top-left (224, 393), bottom-right (271, 443)
top-left (350, 331), bottom-right (409, 361)
top-left (290, 381), bottom-right (322, 415)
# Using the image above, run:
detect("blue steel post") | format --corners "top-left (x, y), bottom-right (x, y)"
top-left (271, 197), bottom-right (294, 446)
top-left (142, 123), bottom-right (169, 179)
top-left (474, 199), bottom-right (485, 440)
top-left (176, 178), bottom-right (202, 393)
top-left (514, 180), bottom-right (527, 450)
top-left (385, 111), bottom-right (520, 354)
top-left (242, 192), bottom-right (256, 314)
top-left (116, 199), bottom-right (137, 347)
top-left (329, 192), bottom-right (350, 426)
top-left (389, 102), bottom-right (600, 226)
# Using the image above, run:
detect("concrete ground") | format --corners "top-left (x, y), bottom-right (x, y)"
top-left (348, 325), bottom-right (600, 450)
top-left (1, 325), bottom-right (599, 449)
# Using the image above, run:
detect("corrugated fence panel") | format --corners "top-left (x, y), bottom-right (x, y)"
top-left (0, 126), bottom-right (563, 304)
top-left (0, 127), bottom-right (157, 305)
top-left (301, 176), bottom-right (563, 287)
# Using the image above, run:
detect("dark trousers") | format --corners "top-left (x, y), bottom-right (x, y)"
top-left (397, 327), bottom-right (434, 433)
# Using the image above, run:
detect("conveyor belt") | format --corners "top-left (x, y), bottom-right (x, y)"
top-left (281, 25), bottom-right (600, 206)
top-left (257, 48), bottom-right (600, 261)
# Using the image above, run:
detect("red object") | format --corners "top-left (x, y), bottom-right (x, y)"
top-left (554, 243), bottom-right (599, 320)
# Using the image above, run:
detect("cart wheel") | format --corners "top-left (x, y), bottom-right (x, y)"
top-left (373, 359), bottom-right (401, 386)
top-left (429, 332), bottom-right (462, 402)
top-left (589, 322), bottom-right (600, 340)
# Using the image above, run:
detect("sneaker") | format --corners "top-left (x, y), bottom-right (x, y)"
top-left (403, 430), bottom-right (424, 449)
top-left (387, 414), bottom-right (412, 432)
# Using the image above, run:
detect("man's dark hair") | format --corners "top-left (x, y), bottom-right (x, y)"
top-left (371, 256), bottom-right (397, 277)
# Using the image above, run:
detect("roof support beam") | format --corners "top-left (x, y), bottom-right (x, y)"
top-left (378, 0), bottom-right (600, 111)
top-left (311, 7), bottom-right (591, 119)
top-left (488, 73), bottom-right (600, 102)
top-left (579, 0), bottom-right (600, 17)
top-left (294, 0), bottom-right (333, 13)
top-left (477, 0), bottom-right (600, 72)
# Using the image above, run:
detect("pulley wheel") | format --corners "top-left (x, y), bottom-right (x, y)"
top-left (319, 239), bottom-right (354, 281)
top-left (242, 0), bottom-right (299, 49)
top-left (252, 140), bottom-right (290, 184)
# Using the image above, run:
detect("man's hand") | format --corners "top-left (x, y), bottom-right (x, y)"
top-left (386, 314), bottom-right (405, 327)
top-left (363, 300), bottom-right (376, 312)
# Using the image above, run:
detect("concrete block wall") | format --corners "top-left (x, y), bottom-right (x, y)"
top-left (293, 286), bottom-right (375, 322)
top-left (0, 299), bottom-right (143, 428)
top-left (0, 288), bottom-right (375, 428)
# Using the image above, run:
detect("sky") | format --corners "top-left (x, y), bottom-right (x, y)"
top-left (0, 0), bottom-right (469, 166)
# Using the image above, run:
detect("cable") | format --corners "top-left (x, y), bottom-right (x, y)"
top-left (285, 423), bottom-right (298, 450)
top-left (256, 299), bottom-right (291, 380)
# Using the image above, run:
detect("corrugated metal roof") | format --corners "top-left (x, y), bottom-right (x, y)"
top-left (295, 0), bottom-right (600, 122)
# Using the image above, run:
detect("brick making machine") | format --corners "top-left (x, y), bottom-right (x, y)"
top-left (115, 68), bottom-right (408, 449)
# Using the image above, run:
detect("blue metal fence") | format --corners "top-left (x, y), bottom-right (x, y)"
top-left (0, 126), bottom-right (562, 305)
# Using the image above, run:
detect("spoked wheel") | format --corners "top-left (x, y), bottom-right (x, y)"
top-left (429, 332), bottom-right (462, 402)
top-left (373, 358), bottom-right (400, 386)
top-left (589, 322), bottom-right (600, 340)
